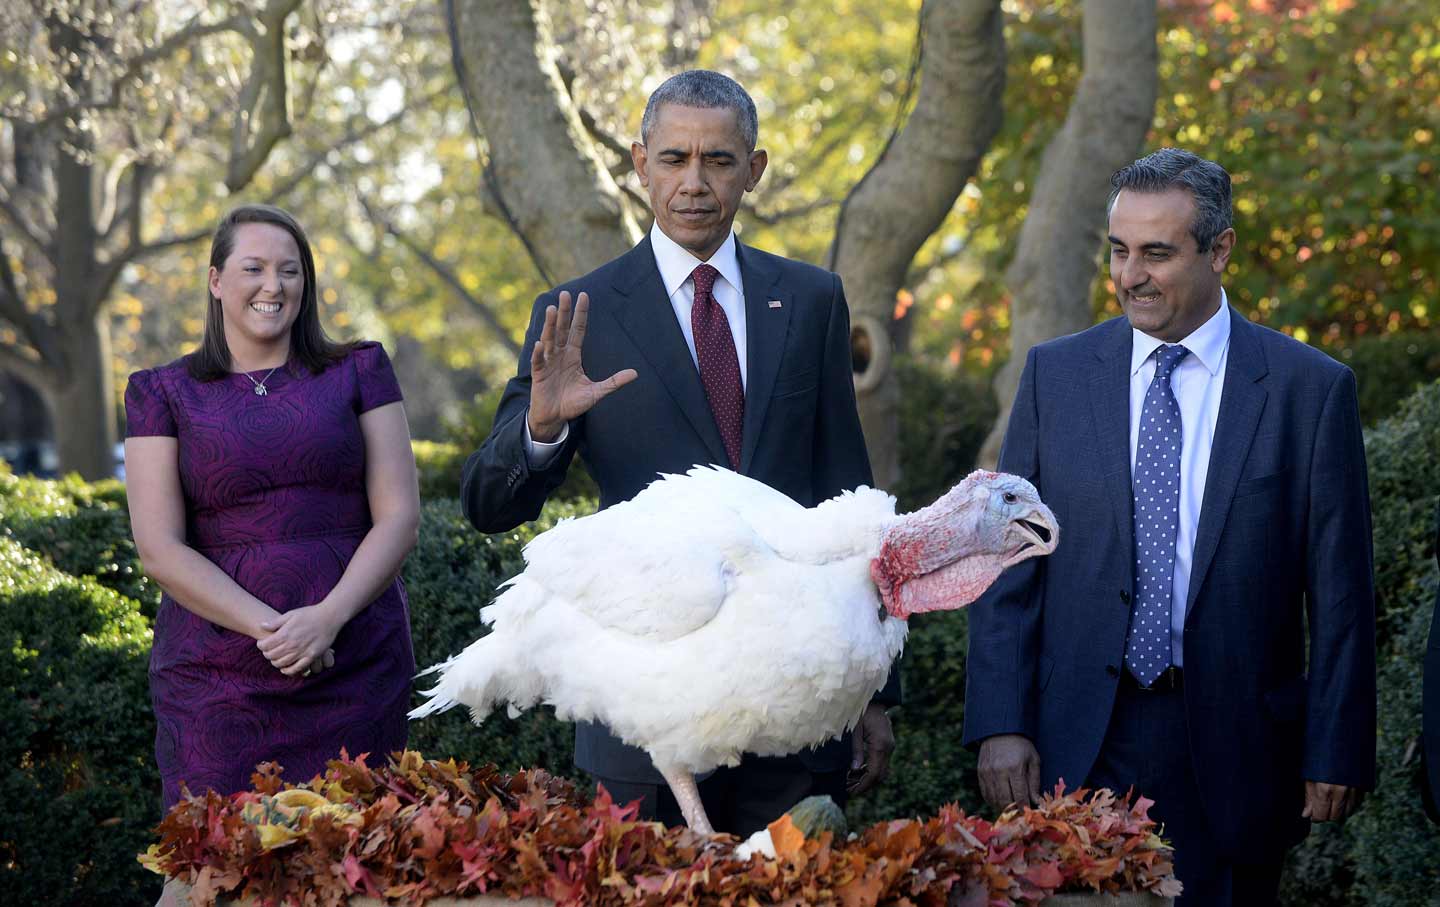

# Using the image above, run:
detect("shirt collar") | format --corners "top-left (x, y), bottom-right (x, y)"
top-left (650, 222), bottom-right (742, 298)
top-left (1130, 288), bottom-right (1232, 377)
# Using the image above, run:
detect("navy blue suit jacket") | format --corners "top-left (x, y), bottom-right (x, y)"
top-left (462, 235), bottom-right (886, 784)
top-left (963, 308), bottom-right (1377, 856)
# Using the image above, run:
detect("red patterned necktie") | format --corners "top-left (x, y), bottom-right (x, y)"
top-left (690, 263), bottom-right (744, 469)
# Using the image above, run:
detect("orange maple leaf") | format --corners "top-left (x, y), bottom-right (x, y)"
top-left (767, 814), bottom-right (808, 861)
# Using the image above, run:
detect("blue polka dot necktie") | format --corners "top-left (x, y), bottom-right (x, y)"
top-left (1126, 343), bottom-right (1190, 687)
top-left (690, 264), bottom-right (744, 469)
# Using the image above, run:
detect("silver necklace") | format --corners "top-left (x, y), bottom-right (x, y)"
top-left (242, 365), bottom-right (282, 396)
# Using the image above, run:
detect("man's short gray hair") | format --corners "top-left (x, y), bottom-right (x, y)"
top-left (1109, 148), bottom-right (1233, 252)
top-left (641, 70), bottom-right (758, 150)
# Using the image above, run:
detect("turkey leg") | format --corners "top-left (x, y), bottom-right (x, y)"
top-left (658, 764), bottom-right (714, 834)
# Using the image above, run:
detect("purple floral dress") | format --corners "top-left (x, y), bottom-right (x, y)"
top-left (124, 342), bottom-right (414, 811)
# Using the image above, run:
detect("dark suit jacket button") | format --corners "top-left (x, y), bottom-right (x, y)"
top-left (1119, 590), bottom-right (1131, 604)
top-left (1106, 664), bottom-right (1121, 677)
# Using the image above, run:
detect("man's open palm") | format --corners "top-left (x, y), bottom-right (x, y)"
top-left (528, 291), bottom-right (638, 441)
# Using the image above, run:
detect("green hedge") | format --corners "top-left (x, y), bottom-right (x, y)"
top-left (0, 535), bottom-right (156, 906)
top-left (403, 497), bottom-right (593, 776)
top-left (0, 378), bottom-right (1434, 907)
top-left (1279, 378), bottom-right (1440, 907)
top-left (1330, 331), bottom-right (1440, 427)
top-left (438, 388), bottom-right (601, 502)
top-left (412, 440), bottom-right (469, 501)
top-left (0, 468), bottom-right (157, 615)
top-left (892, 358), bottom-right (999, 512)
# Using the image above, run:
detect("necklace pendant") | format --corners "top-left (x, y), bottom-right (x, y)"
top-left (253, 385), bottom-right (268, 396)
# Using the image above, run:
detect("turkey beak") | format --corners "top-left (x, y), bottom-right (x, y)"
top-left (1004, 506), bottom-right (1059, 568)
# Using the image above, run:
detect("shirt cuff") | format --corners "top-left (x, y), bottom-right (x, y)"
top-left (523, 411), bottom-right (568, 468)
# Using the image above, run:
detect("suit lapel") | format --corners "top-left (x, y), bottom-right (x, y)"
top-left (737, 244), bottom-right (789, 474)
top-left (1088, 319), bottom-right (1136, 553)
top-left (1185, 307), bottom-right (1269, 618)
top-left (607, 237), bottom-right (730, 466)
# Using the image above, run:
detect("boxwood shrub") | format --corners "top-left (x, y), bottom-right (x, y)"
top-left (1, 379), bottom-right (1434, 906)
top-left (1280, 378), bottom-right (1440, 907)
top-left (0, 536), bottom-right (156, 905)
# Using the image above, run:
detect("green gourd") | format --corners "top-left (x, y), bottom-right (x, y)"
top-left (786, 795), bottom-right (848, 840)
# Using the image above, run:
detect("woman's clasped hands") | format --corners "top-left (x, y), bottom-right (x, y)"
top-left (258, 604), bottom-right (344, 678)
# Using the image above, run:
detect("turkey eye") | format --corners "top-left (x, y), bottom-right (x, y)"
top-left (1003, 492), bottom-right (1017, 504)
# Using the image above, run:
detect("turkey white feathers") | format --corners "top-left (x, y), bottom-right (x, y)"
top-left (412, 465), bottom-right (1058, 834)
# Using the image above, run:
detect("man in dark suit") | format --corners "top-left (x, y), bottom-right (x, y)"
top-left (1423, 506), bottom-right (1440, 823)
top-left (963, 148), bottom-right (1376, 904)
top-left (461, 70), bottom-right (896, 836)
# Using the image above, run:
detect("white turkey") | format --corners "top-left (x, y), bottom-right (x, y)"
top-left (411, 466), bottom-right (1059, 833)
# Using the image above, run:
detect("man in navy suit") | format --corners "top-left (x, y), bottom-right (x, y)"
top-left (1423, 507), bottom-right (1439, 823)
top-left (462, 70), bottom-right (896, 836)
top-left (964, 148), bottom-right (1376, 904)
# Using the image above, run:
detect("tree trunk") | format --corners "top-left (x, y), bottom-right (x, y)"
top-left (48, 106), bottom-right (113, 479)
top-left (978, 0), bottom-right (1158, 468)
top-left (829, 0), bottom-right (1005, 490)
top-left (448, 0), bottom-right (641, 285)
top-left (46, 312), bottom-right (117, 480)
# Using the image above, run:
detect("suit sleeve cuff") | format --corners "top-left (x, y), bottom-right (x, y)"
top-left (523, 410), bottom-right (569, 468)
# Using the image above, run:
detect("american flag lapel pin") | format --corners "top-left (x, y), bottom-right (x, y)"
top-left (768, 300), bottom-right (783, 309)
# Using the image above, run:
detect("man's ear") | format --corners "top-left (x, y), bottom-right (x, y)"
top-left (631, 141), bottom-right (650, 188)
top-left (746, 148), bottom-right (768, 192)
top-left (1210, 227), bottom-right (1236, 273)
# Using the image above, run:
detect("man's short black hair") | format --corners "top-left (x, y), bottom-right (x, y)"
top-left (641, 70), bottom-right (758, 150)
top-left (1110, 148), bottom-right (1233, 252)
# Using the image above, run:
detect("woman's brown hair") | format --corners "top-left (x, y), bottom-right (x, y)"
top-left (187, 204), bottom-right (355, 381)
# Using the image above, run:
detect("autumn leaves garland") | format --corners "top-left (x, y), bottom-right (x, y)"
top-left (142, 751), bottom-right (1182, 907)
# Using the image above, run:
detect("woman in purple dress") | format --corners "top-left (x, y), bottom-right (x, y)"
top-left (124, 204), bottom-right (419, 811)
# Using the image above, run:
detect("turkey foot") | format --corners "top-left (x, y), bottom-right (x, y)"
top-left (658, 764), bottom-right (714, 834)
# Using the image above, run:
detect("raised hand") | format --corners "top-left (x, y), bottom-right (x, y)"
top-left (527, 291), bottom-right (638, 442)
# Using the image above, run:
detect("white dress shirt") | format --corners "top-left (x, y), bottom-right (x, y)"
top-left (648, 222), bottom-right (748, 386)
top-left (1128, 292), bottom-right (1231, 667)
top-left (525, 223), bottom-right (748, 463)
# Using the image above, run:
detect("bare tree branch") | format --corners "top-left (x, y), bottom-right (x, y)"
top-left (91, 226), bottom-right (210, 318)
top-left (764, 128), bottom-right (854, 197)
top-left (617, 179), bottom-right (650, 214)
top-left (0, 338), bottom-right (51, 390)
top-left (904, 239), bottom-right (968, 287)
top-left (579, 106), bottom-right (633, 164)
top-left (743, 197), bottom-right (838, 226)
top-left (289, 10), bottom-right (331, 124)
top-left (99, 109), bottom-right (177, 245)
top-left (125, 162), bottom-right (155, 251)
top-left (29, 13), bottom-right (248, 125)
top-left (0, 192), bottom-right (53, 263)
top-left (0, 241), bottom-right (60, 368)
top-left (446, 0), bottom-right (639, 285)
top-left (356, 194), bottom-right (521, 357)
top-left (95, 151), bottom-right (135, 241)
top-left (661, 0), bottom-right (717, 69)
top-left (0, 240), bottom-right (31, 328)
top-left (265, 87), bottom-right (448, 202)
top-left (224, 0), bottom-right (305, 192)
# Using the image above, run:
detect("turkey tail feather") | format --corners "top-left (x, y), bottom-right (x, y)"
top-left (408, 633), bottom-right (521, 723)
